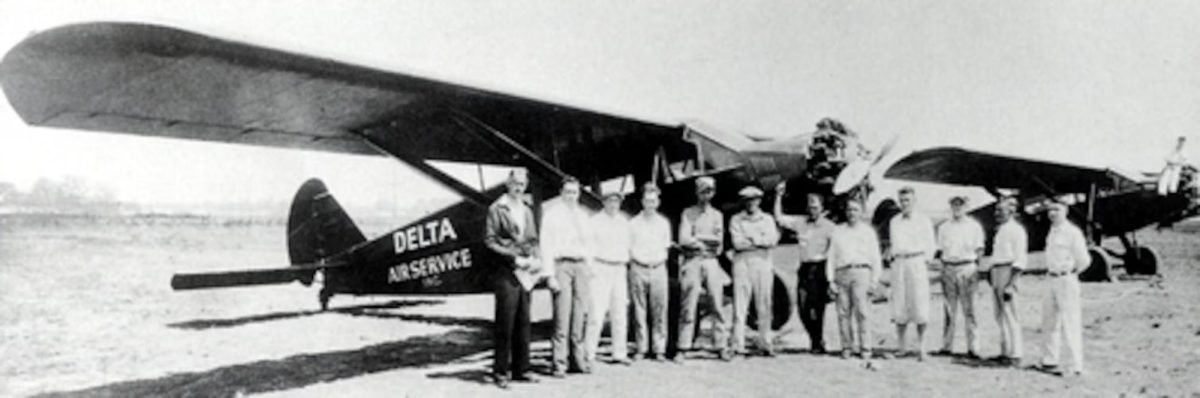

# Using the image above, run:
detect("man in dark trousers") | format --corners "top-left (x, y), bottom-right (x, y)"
top-left (774, 182), bottom-right (835, 354)
top-left (484, 169), bottom-right (540, 388)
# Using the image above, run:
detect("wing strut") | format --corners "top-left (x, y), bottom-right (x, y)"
top-left (448, 108), bottom-right (602, 206)
top-left (354, 131), bottom-right (491, 207)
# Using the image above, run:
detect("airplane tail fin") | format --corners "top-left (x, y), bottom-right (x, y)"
top-left (287, 178), bottom-right (367, 285)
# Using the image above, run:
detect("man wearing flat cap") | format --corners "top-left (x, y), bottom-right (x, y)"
top-left (1036, 200), bottom-right (1088, 377)
top-left (729, 185), bottom-right (781, 357)
top-left (586, 188), bottom-right (632, 365)
top-left (935, 195), bottom-right (985, 359)
top-left (677, 176), bottom-right (733, 361)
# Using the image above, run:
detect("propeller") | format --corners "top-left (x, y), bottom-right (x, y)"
top-left (832, 133), bottom-right (900, 195)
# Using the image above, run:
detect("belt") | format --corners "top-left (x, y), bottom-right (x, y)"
top-left (894, 251), bottom-right (925, 259)
top-left (594, 258), bottom-right (627, 266)
top-left (836, 263), bottom-right (871, 271)
top-left (991, 262), bottom-right (1014, 268)
top-left (943, 259), bottom-right (976, 266)
top-left (631, 260), bottom-right (666, 268)
top-left (555, 257), bottom-right (586, 263)
top-left (1047, 269), bottom-right (1076, 277)
top-left (735, 247), bottom-right (771, 254)
top-left (801, 259), bottom-right (827, 266)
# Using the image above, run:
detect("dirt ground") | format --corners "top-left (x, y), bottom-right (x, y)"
top-left (1, 215), bottom-right (1198, 397)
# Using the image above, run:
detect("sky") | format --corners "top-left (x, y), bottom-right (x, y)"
top-left (1, 0), bottom-right (1198, 214)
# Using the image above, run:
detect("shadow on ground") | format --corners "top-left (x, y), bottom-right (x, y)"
top-left (40, 315), bottom-right (551, 398)
top-left (166, 299), bottom-right (445, 330)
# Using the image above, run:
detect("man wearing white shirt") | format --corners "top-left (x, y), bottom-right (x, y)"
top-left (585, 189), bottom-right (632, 365)
top-left (628, 184), bottom-right (673, 361)
top-left (540, 177), bottom-right (594, 376)
top-left (988, 196), bottom-right (1027, 366)
top-left (826, 200), bottom-right (882, 359)
top-left (888, 187), bottom-right (936, 360)
top-left (936, 196), bottom-right (986, 358)
top-left (729, 186), bottom-right (781, 357)
top-left (1037, 200), bottom-right (1089, 377)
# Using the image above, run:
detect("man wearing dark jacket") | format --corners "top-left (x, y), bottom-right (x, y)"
top-left (484, 169), bottom-right (540, 388)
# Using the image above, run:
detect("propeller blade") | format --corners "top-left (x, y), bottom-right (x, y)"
top-left (871, 132), bottom-right (901, 167)
top-left (833, 160), bottom-right (871, 195)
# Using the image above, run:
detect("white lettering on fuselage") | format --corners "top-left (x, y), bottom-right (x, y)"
top-left (387, 248), bottom-right (473, 284)
top-left (392, 218), bottom-right (459, 254)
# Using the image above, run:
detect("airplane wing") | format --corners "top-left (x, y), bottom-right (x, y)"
top-left (884, 147), bottom-right (1139, 193)
top-left (0, 23), bottom-right (697, 181)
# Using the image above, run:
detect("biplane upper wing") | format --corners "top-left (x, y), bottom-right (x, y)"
top-left (884, 146), bottom-right (1140, 194)
top-left (0, 22), bottom-right (703, 182)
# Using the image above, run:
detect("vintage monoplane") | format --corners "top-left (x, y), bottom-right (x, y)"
top-left (1, 23), bottom-right (1194, 327)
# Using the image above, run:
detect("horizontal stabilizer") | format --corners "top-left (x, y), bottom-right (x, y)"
top-left (170, 262), bottom-right (347, 290)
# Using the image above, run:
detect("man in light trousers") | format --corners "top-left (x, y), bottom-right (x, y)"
top-left (936, 196), bottom-right (985, 358)
top-left (629, 184), bottom-right (673, 361)
top-left (888, 186), bottom-right (936, 361)
top-left (826, 199), bottom-right (882, 359)
top-left (988, 196), bottom-right (1026, 367)
top-left (729, 186), bottom-right (780, 357)
top-left (1037, 200), bottom-right (1089, 377)
top-left (585, 189), bottom-right (632, 365)
top-left (676, 176), bottom-right (732, 361)
top-left (540, 176), bottom-right (594, 376)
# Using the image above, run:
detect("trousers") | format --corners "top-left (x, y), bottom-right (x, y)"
top-left (941, 262), bottom-right (979, 353)
top-left (798, 261), bottom-right (830, 350)
top-left (677, 256), bottom-right (729, 351)
top-left (989, 265), bottom-right (1023, 359)
top-left (835, 267), bottom-right (872, 352)
top-left (493, 271), bottom-right (531, 377)
top-left (890, 256), bottom-right (930, 324)
top-left (584, 261), bottom-right (629, 361)
top-left (552, 259), bottom-right (592, 372)
top-left (629, 262), bottom-right (669, 355)
top-left (1041, 274), bottom-right (1083, 372)
top-left (732, 252), bottom-right (774, 352)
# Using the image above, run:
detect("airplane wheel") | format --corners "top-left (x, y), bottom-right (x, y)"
top-left (1124, 246), bottom-right (1160, 276)
top-left (746, 275), bottom-right (792, 331)
top-left (1078, 248), bottom-right (1112, 282)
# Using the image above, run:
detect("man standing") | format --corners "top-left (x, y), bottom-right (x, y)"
top-left (483, 169), bottom-right (540, 388)
top-left (936, 196), bottom-right (985, 359)
top-left (888, 186), bottom-right (936, 361)
top-left (988, 196), bottom-right (1027, 367)
top-left (540, 176), bottom-right (594, 376)
top-left (1037, 200), bottom-right (1089, 377)
top-left (585, 189), bottom-right (632, 365)
top-left (729, 186), bottom-right (781, 357)
top-left (628, 183), bottom-right (673, 361)
top-left (677, 177), bottom-right (732, 361)
top-left (826, 200), bottom-right (882, 359)
top-left (774, 182), bottom-right (835, 354)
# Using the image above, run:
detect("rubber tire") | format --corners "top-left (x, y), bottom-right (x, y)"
top-left (1078, 248), bottom-right (1112, 282)
top-left (1125, 246), bottom-right (1160, 276)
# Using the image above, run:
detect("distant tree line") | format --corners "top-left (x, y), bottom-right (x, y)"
top-left (0, 176), bottom-right (120, 210)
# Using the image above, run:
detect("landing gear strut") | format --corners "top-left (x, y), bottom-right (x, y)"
top-left (319, 288), bottom-right (332, 311)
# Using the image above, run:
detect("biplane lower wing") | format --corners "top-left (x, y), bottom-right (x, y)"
top-left (884, 146), bottom-right (1139, 194)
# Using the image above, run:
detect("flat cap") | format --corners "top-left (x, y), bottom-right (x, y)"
top-left (738, 186), bottom-right (764, 200)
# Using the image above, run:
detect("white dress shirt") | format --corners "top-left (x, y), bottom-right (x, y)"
top-left (630, 211), bottom-right (672, 265)
top-left (890, 212), bottom-right (936, 259)
top-left (591, 210), bottom-right (632, 264)
top-left (937, 216), bottom-right (985, 262)
top-left (1044, 222), bottom-right (1090, 274)
top-left (826, 222), bottom-right (883, 284)
top-left (540, 198), bottom-right (593, 262)
top-left (990, 219), bottom-right (1028, 269)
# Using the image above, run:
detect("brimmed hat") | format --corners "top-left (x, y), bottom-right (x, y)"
top-left (738, 186), bottom-right (764, 200)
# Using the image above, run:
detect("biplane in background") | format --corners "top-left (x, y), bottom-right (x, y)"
top-left (883, 146), bottom-right (1200, 281)
top-left (2, 23), bottom-right (1194, 339)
